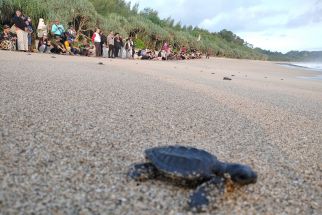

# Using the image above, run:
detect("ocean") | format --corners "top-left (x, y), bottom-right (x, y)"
top-left (277, 62), bottom-right (322, 80)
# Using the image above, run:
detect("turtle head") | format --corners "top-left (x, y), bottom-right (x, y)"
top-left (225, 163), bottom-right (257, 185)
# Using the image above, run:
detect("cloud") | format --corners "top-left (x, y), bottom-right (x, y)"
top-left (238, 21), bottom-right (322, 53)
top-left (130, 0), bottom-right (316, 31)
top-left (126, 0), bottom-right (322, 52)
top-left (199, 6), bottom-right (287, 32)
top-left (287, 0), bottom-right (322, 27)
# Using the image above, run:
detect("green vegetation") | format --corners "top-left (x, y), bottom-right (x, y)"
top-left (254, 48), bottom-right (322, 61)
top-left (0, 0), bottom-right (320, 61)
top-left (284, 51), bottom-right (322, 61)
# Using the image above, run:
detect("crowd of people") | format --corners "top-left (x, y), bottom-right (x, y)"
top-left (0, 10), bottom-right (33, 52)
top-left (1, 10), bottom-right (204, 60)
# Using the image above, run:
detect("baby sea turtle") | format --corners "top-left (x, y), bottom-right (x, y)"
top-left (128, 145), bottom-right (257, 212)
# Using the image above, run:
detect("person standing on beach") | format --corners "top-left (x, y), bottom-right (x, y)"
top-left (119, 35), bottom-right (126, 58)
top-left (130, 37), bottom-right (135, 58)
top-left (92, 28), bottom-right (101, 57)
top-left (125, 37), bottom-right (133, 59)
top-left (12, 10), bottom-right (28, 51)
top-left (107, 31), bottom-right (114, 58)
top-left (114, 33), bottom-right (121, 58)
top-left (37, 18), bottom-right (47, 39)
top-left (25, 17), bottom-right (33, 52)
top-left (100, 31), bottom-right (107, 57)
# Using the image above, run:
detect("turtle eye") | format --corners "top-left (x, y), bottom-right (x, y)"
top-left (228, 164), bottom-right (257, 185)
top-left (235, 171), bottom-right (257, 185)
top-left (237, 174), bottom-right (247, 180)
top-left (236, 174), bottom-right (251, 184)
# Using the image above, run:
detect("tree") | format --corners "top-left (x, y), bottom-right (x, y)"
top-left (140, 7), bottom-right (161, 25)
top-left (0, 0), bottom-right (269, 60)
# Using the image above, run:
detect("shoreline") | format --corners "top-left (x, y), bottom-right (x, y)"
top-left (2, 49), bottom-right (322, 78)
top-left (276, 62), bottom-right (322, 80)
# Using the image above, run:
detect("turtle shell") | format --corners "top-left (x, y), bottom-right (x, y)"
top-left (145, 145), bottom-right (220, 180)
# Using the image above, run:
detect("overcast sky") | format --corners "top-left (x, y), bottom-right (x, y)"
top-left (126, 0), bottom-right (322, 53)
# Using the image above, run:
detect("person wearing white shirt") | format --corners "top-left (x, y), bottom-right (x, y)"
top-left (92, 28), bottom-right (101, 57)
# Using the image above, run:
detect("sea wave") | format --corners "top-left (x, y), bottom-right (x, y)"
top-left (290, 62), bottom-right (322, 71)
top-left (277, 62), bottom-right (322, 80)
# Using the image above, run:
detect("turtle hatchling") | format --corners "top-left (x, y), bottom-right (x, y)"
top-left (128, 145), bottom-right (257, 212)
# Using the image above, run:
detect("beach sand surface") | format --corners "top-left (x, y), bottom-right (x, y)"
top-left (0, 51), bottom-right (321, 214)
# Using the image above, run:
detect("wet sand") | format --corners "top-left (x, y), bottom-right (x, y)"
top-left (0, 51), bottom-right (321, 214)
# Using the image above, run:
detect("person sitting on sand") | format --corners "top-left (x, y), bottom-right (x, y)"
top-left (79, 39), bottom-right (90, 56)
top-left (180, 46), bottom-right (187, 60)
top-left (138, 48), bottom-right (146, 59)
top-left (161, 42), bottom-right (170, 60)
top-left (181, 45), bottom-right (187, 54)
top-left (151, 50), bottom-right (161, 60)
top-left (167, 48), bottom-right (176, 60)
top-left (0, 25), bottom-right (17, 50)
top-left (162, 42), bottom-right (169, 52)
top-left (38, 33), bottom-right (51, 53)
top-left (206, 49), bottom-right (211, 59)
top-left (66, 25), bottom-right (76, 41)
top-left (50, 37), bottom-right (66, 54)
top-left (191, 51), bottom-right (196, 59)
top-left (64, 38), bottom-right (77, 55)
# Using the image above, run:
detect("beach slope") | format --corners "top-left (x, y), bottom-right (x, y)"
top-left (0, 51), bottom-right (321, 214)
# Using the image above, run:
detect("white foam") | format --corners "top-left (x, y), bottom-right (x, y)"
top-left (291, 62), bottom-right (322, 71)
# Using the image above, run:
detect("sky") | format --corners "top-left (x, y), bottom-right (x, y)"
top-left (125, 0), bottom-right (322, 53)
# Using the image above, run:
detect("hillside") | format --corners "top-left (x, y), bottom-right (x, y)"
top-left (255, 48), bottom-right (322, 62)
top-left (0, 0), bottom-right (320, 61)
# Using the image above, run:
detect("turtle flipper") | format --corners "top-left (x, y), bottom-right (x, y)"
top-left (127, 162), bottom-right (158, 181)
top-left (188, 176), bottom-right (225, 212)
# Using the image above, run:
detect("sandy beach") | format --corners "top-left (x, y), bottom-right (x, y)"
top-left (0, 50), bottom-right (321, 214)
